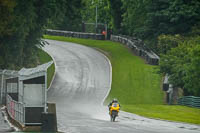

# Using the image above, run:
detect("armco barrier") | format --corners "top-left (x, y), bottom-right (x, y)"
top-left (7, 94), bottom-right (24, 124)
top-left (45, 30), bottom-right (159, 65)
top-left (45, 29), bottom-right (105, 40)
top-left (178, 96), bottom-right (200, 108)
top-left (110, 35), bottom-right (160, 65)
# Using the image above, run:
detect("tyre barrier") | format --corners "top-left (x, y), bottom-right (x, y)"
top-left (110, 35), bottom-right (160, 65)
top-left (45, 29), bottom-right (105, 40)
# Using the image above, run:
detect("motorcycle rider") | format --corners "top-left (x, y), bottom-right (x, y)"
top-left (108, 98), bottom-right (121, 112)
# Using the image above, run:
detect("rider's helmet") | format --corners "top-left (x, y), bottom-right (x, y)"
top-left (112, 98), bottom-right (118, 103)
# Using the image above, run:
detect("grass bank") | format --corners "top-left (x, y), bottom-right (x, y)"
top-left (38, 48), bottom-right (55, 88)
top-left (44, 35), bottom-right (200, 125)
top-left (123, 105), bottom-right (200, 124)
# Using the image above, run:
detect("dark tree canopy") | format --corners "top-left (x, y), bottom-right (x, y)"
top-left (48, 0), bottom-right (84, 32)
top-left (109, 0), bottom-right (123, 34)
top-left (0, 0), bottom-right (67, 69)
top-left (159, 37), bottom-right (200, 96)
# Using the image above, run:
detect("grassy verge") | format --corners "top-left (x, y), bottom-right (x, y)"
top-left (37, 48), bottom-right (55, 88)
top-left (43, 35), bottom-right (200, 125)
top-left (123, 105), bottom-right (200, 124)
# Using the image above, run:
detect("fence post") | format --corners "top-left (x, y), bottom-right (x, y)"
top-left (191, 96), bottom-right (194, 107)
top-left (44, 71), bottom-right (47, 113)
top-left (1, 70), bottom-right (5, 104)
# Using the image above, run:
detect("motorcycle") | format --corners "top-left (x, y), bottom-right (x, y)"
top-left (109, 103), bottom-right (120, 122)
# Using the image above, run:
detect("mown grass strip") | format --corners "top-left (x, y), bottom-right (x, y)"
top-left (123, 104), bottom-right (200, 124)
top-left (43, 35), bottom-right (200, 125)
top-left (37, 48), bottom-right (55, 88)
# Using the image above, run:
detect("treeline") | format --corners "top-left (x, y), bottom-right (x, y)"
top-left (1, 0), bottom-right (200, 96)
top-left (0, 0), bottom-right (58, 69)
top-left (83, 0), bottom-right (200, 96)
top-left (0, 0), bottom-right (83, 69)
top-left (81, 0), bottom-right (200, 96)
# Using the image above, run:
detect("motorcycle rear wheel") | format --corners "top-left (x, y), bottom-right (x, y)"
top-left (110, 115), bottom-right (116, 122)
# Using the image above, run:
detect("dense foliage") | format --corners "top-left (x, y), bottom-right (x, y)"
top-left (81, 0), bottom-right (200, 47)
top-left (159, 36), bottom-right (200, 96)
top-left (109, 0), bottom-right (123, 34)
top-left (1, 0), bottom-right (200, 96)
top-left (48, 0), bottom-right (84, 32)
top-left (0, 0), bottom-right (66, 69)
top-left (81, 0), bottom-right (111, 33)
top-left (120, 0), bottom-right (200, 49)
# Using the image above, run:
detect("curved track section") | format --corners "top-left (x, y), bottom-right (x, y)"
top-left (43, 40), bottom-right (200, 133)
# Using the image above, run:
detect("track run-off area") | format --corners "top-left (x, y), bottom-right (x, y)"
top-left (43, 39), bottom-right (200, 133)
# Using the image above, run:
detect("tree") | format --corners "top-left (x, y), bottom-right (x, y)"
top-left (183, 38), bottom-right (200, 96)
top-left (51, 0), bottom-right (84, 31)
top-left (121, 0), bottom-right (150, 36)
top-left (144, 0), bottom-right (200, 47)
top-left (114, 0), bottom-right (200, 50)
top-left (0, 0), bottom-right (66, 69)
top-left (0, 0), bottom-right (16, 68)
top-left (157, 34), bottom-right (184, 55)
top-left (109, 0), bottom-right (123, 34)
top-left (159, 36), bottom-right (200, 96)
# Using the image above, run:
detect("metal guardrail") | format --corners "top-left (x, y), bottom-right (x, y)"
top-left (45, 30), bottom-right (159, 65)
top-left (110, 35), bottom-right (160, 65)
top-left (178, 96), bottom-right (200, 108)
top-left (45, 29), bottom-right (105, 40)
top-left (7, 94), bottom-right (24, 124)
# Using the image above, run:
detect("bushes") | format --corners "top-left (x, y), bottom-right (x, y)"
top-left (159, 36), bottom-right (200, 96)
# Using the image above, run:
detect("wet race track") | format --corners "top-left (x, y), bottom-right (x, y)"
top-left (43, 40), bottom-right (200, 133)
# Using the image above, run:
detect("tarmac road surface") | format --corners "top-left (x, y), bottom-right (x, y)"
top-left (0, 106), bottom-right (15, 132)
top-left (43, 39), bottom-right (200, 133)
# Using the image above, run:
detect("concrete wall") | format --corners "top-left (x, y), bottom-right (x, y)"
top-left (110, 35), bottom-right (160, 65)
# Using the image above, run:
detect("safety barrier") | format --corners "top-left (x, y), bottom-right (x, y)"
top-left (178, 96), bottom-right (200, 108)
top-left (45, 29), bottom-right (105, 40)
top-left (7, 94), bottom-right (24, 124)
top-left (110, 35), bottom-right (160, 65)
top-left (0, 61), bottom-right (53, 127)
top-left (45, 30), bottom-right (159, 65)
top-left (0, 69), bottom-right (19, 104)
